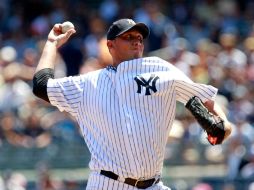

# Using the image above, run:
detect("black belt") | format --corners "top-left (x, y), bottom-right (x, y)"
top-left (100, 170), bottom-right (160, 189)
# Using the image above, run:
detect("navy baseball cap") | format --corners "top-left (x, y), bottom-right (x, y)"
top-left (107, 18), bottom-right (150, 40)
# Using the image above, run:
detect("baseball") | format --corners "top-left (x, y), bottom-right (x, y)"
top-left (61, 21), bottom-right (74, 33)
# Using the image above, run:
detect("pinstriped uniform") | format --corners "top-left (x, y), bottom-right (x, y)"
top-left (47, 56), bottom-right (218, 190)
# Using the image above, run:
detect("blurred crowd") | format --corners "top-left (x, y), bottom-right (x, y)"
top-left (0, 0), bottom-right (254, 189)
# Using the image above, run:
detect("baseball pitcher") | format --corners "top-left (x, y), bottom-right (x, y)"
top-left (33, 18), bottom-right (231, 189)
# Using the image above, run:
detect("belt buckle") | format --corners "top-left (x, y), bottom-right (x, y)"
top-left (134, 177), bottom-right (145, 187)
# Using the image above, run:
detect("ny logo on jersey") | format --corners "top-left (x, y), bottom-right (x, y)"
top-left (134, 74), bottom-right (159, 95)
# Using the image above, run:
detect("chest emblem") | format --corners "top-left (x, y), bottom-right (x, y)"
top-left (134, 74), bottom-right (159, 95)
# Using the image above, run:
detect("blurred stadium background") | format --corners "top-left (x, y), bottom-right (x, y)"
top-left (0, 0), bottom-right (254, 189)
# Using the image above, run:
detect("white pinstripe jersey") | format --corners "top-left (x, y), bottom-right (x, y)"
top-left (47, 56), bottom-right (217, 180)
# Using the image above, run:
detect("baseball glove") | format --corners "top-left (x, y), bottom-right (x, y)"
top-left (185, 96), bottom-right (225, 145)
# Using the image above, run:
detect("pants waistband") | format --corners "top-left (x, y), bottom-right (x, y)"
top-left (100, 170), bottom-right (160, 189)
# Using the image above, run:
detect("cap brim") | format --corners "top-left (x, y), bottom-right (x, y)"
top-left (116, 23), bottom-right (150, 39)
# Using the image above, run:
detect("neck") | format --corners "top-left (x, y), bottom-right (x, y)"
top-left (112, 59), bottom-right (121, 67)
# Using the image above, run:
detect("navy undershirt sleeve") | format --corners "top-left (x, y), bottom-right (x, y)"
top-left (33, 68), bottom-right (54, 102)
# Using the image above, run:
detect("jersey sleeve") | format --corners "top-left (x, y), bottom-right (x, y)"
top-left (171, 66), bottom-right (218, 105)
top-left (47, 75), bottom-right (84, 116)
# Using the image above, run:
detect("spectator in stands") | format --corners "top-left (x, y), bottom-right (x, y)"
top-left (0, 46), bottom-right (33, 112)
top-left (192, 183), bottom-right (213, 190)
top-left (249, 182), bottom-right (254, 190)
top-left (99, 0), bottom-right (119, 23)
top-left (133, 0), bottom-right (175, 51)
top-left (1, 109), bottom-right (52, 148)
top-left (83, 16), bottom-right (106, 58)
top-left (0, 176), bottom-right (4, 190)
top-left (1, 112), bottom-right (24, 147)
top-left (225, 120), bottom-right (253, 180)
top-left (36, 164), bottom-right (63, 190)
top-left (21, 110), bottom-right (52, 148)
top-left (80, 37), bottom-right (111, 74)
top-left (5, 172), bottom-right (27, 190)
top-left (217, 32), bottom-right (247, 69)
top-left (240, 144), bottom-right (254, 179)
top-left (193, 39), bottom-right (212, 84)
top-left (244, 36), bottom-right (254, 82)
top-left (169, 37), bottom-right (200, 78)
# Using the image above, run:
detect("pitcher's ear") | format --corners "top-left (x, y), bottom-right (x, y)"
top-left (107, 40), bottom-right (113, 49)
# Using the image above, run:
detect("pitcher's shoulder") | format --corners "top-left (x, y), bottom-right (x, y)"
top-left (142, 56), bottom-right (167, 63)
top-left (141, 56), bottom-right (172, 69)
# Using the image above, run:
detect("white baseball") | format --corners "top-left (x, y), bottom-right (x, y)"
top-left (61, 21), bottom-right (74, 33)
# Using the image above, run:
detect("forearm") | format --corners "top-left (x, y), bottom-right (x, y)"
top-left (35, 40), bottom-right (58, 73)
top-left (214, 103), bottom-right (231, 139)
top-left (35, 23), bottom-right (75, 72)
top-left (33, 23), bottom-right (75, 102)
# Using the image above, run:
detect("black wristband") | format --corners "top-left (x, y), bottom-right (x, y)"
top-left (33, 68), bottom-right (54, 102)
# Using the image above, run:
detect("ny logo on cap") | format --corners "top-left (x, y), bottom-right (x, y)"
top-left (134, 74), bottom-right (159, 95)
top-left (127, 19), bottom-right (135, 25)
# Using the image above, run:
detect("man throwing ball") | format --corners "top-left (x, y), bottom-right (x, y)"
top-left (33, 19), bottom-right (231, 189)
